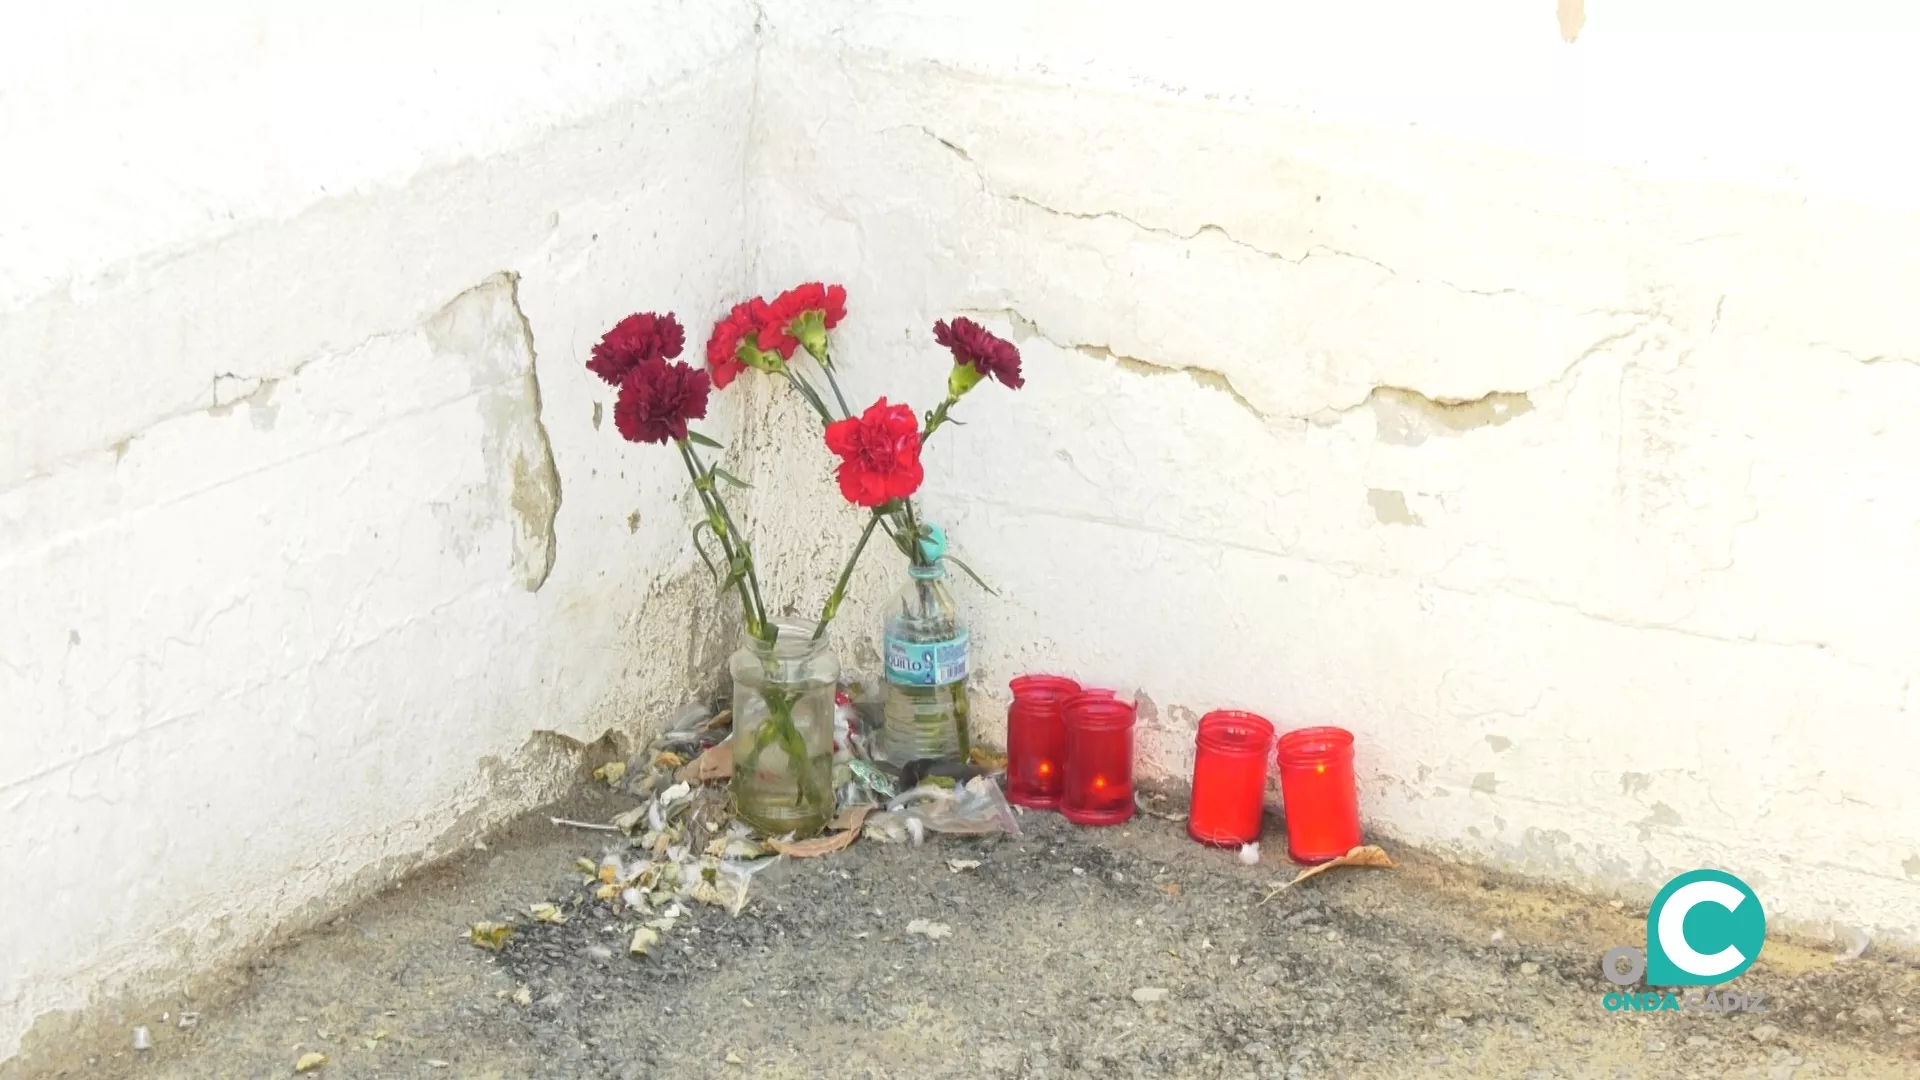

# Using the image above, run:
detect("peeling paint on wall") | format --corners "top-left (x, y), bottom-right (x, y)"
top-left (1558, 0), bottom-right (1586, 44)
top-left (1367, 386), bottom-right (1534, 446)
top-left (424, 272), bottom-right (563, 592)
top-left (1367, 488), bottom-right (1423, 527)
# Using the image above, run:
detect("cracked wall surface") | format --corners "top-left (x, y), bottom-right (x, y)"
top-left (750, 0), bottom-right (1920, 948)
top-left (11, 3), bottom-right (1920, 1062)
top-left (0, 3), bottom-right (758, 1065)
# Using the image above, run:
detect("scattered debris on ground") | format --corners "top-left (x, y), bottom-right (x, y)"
top-left (36, 692), bottom-right (1920, 1080)
top-left (461, 686), bottom-right (1031, 977)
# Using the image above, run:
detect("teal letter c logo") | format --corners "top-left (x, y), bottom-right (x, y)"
top-left (1646, 869), bottom-right (1765, 986)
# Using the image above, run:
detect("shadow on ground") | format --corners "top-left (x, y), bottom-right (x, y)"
top-left (61, 788), bottom-right (1920, 1079)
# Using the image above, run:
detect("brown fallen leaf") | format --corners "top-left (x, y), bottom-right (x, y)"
top-left (968, 745), bottom-right (1009, 771)
top-left (677, 740), bottom-right (733, 784)
top-left (827, 802), bottom-right (874, 832)
top-left (1260, 845), bottom-right (1396, 903)
top-left (655, 750), bottom-right (686, 769)
top-left (1162, 882), bottom-right (1182, 897)
top-left (767, 806), bottom-right (871, 858)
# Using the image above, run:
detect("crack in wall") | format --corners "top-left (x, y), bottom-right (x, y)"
top-left (961, 305), bottom-right (1269, 422)
top-left (913, 125), bottom-right (1524, 301)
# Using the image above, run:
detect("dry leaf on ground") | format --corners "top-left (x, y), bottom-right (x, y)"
top-left (630, 926), bottom-right (660, 956)
top-left (528, 903), bottom-right (567, 924)
top-left (467, 922), bottom-right (513, 951)
top-left (294, 1051), bottom-right (328, 1072)
top-left (1261, 845), bottom-right (1397, 902)
top-left (677, 741), bottom-right (733, 783)
top-left (592, 761), bottom-right (626, 786)
top-left (768, 806), bottom-right (871, 858)
top-left (827, 803), bottom-right (873, 832)
top-left (968, 746), bottom-right (1009, 771)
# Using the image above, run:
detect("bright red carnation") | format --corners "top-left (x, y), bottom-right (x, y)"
top-left (934, 317), bottom-right (1023, 389)
top-left (589, 312), bottom-right (685, 386)
top-left (705, 300), bottom-right (765, 389)
top-left (823, 398), bottom-right (924, 508)
top-left (614, 357), bottom-right (711, 445)
top-left (760, 282), bottom-right (848, 360)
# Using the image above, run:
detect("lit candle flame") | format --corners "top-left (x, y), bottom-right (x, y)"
top-left (1093, 776), bottom-right (1107, 790)
top-left (1038, 761), bottom-right (1051, 776)
top-left (1316, 763), bottom-right (1326, 774)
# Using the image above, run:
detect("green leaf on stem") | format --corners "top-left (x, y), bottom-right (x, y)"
top-left (686, 431), bottom-right (725, 450)
top-left (711, 467), bottom-right (753, 490)
top-left (692, 521), bottom-right (721, 580)
top-left (942, 553), bottom-right (998, 596)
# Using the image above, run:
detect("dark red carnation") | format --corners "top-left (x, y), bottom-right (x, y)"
top-left (933, 317), bottom-right (1023, 388)
top-left (760, 282), bottom-right (848, 359)
top-left (614, 357), bottom-right (710, 445)
top-left (823, 398), bottom-right (924, 508)
top-left (705, 300), bottom-right (766, 389)
top-left (589, 312), bottom-right (685, 386)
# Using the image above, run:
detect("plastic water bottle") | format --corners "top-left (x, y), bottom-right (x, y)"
top-left (880, 557), bottom-right (972, 763)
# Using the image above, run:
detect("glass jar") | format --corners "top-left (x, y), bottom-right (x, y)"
top-left (1061, 693), bottom-right (1136, 826)
top-left (730, 619), bottom-right (839, 837)
top-left (880, 563), bottom-right (972, 762)
top-left (1005, 674), bottom-right (1082, 809)
top-left (1276, 726), bottom-right (1361, 863)
top-left (1188, 710), bottom-right (1275, 847)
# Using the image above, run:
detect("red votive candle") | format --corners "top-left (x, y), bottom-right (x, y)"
top-left (1006, 675), bottom-right (1082, 810)
top-left (1062, 694), bottom-right (1136, 826)
top-left (1276, 726), bottom-right (1362, 863)
top-left (1188, 710), bottom-right (1275, 847)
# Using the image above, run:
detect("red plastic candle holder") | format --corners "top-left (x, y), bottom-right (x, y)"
top-left (1276, 726), bottom-right (1362, 863)
top-left (1187, 710), bottom-right (1275, 847)
top-left (1005, 674), bottom-right (1082, 810)
top-left (1062, 694), bottom-right (1136, 826)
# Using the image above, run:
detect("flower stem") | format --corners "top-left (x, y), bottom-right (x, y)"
top-left (814, 511), bottom-right (883, 640)
top-left (899, 498), bottom-right (933, 570)
top-left (780, 368), bottom-right (835, 425)
top-left (922, 395), bottom-right (960, 440)
top-left (677, 437), bottom-right (768, 640)
top-left (818, 351), bottom-right (854, 418)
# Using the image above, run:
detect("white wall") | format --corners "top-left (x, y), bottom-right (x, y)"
top-left (1, 2), bottom-right (757, 1063)
top-left (749, 0), bottom-right (1920, 946)
top-left (12, 1), bottom-right (1920, 1060)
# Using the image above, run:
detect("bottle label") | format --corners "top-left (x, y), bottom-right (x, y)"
top-left (885, 630), bottom-right (970, 687)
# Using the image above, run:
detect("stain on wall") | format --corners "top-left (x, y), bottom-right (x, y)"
top-left (1367, 488), bottom-right (1424, 527)
top-left (1558, 0), bottom-right (1585, 44)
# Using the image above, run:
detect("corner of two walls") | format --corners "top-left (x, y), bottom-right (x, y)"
top-left (742, 7), bottom-right (1920, 948)
top-left (0, 6), bottom-right (760, 1065)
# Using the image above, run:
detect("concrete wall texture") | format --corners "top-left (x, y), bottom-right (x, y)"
top-left (6, 0), bottom-right (1919, 1060)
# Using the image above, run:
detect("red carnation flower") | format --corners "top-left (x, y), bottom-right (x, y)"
top-left (761, 282), bottom-right (849, 362)
top-left (614, 357), bottom-right (711, 445)
top-left (589, 312), bottom-right (685, 386)
top-left (823, 398), bottom-right (924, 508)
top-left (705, 300), bottom-right (763, 389)
top-left (934, 317), bottom-right (1023, 389)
